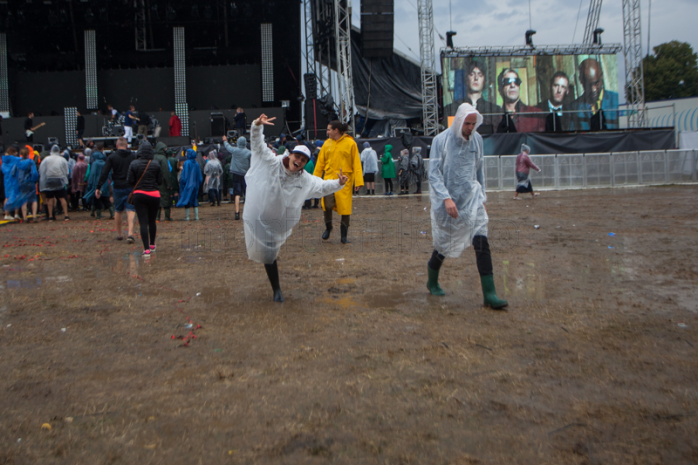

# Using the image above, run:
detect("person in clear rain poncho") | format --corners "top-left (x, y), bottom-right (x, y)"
top-left (409, 146), bottom-right (425, 194)
top-left (397, 149), bottom-right (411, 195)
top-left (244, 114), bottom-right (348, 302)
top-left (427, 103), bottom-right (508, 310)
top-left (204, 149), bottom-right (223, 207)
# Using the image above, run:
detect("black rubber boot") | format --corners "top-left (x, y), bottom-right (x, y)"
top-left (235, 212), bottom-right (240, 220)
top-left (340, 224), bottom-right (351, 244)
top-left (164, 208), bottom-right (172, 221)
top-left (322, 222), bottom-right (333, 240)
top-left (264, 261), bottom-right (284, 302)
top-left (156, 208), bottom-right (162, 222)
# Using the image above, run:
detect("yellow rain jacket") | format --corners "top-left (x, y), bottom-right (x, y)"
top-left (313, 134), bottom-right (363, 215)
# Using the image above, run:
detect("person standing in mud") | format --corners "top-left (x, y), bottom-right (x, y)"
top-left (313, 120), bottom-right (363, 244)
top-left (426, 103), bottom-right (508, 310)
top-left (244, 114), bottom-right (348, 302)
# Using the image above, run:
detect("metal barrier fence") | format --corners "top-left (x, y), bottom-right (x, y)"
top-left (386, 149), bottom-right (697, 194)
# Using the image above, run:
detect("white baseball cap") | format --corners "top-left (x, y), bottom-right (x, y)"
top-left (291, 145), bottom-right (311, 160)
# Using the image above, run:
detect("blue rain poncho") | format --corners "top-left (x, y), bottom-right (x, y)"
top-left (428, 103), bottom-right (488, 258)
top-left (2, 155), bottom-right (20, 206)
top-left (243, 124), bottom-right (344, 264)
top-left (176, 149), bottom-right (203, 208)
top-left (4, 158), bottom-right (38, 211)
top-left (83, 151), bottom-right (111, 204)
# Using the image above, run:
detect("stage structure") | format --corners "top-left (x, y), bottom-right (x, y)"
top-left (334, 0), bottom-right (357, 132)
top-left (623, 0), bottom-right (646, 128)
top-left (1, 0), bottom-right (302, 130)
top-left (441, 43), bottom-right (623, 134)
top-left (417, 0), bottom-right (439, 136)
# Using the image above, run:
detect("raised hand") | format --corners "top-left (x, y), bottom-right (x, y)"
top-left (338, 168), bottom-right (348, 186)
top-left (253, 114), bottom-right (277, 127)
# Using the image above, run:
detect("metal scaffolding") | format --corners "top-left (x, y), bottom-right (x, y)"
top-left (417, 0), bottom-right (439, 136)
top-left (623, 0), bottom-right (646, 128)
top-left (304, 0), bottom-right (332, 99)
top-left (334, 0), bottom-right (356, 132)
top-left (135, 0), bottom-right (147, 51)
top-left (582, 0), bottom-right (603, 44)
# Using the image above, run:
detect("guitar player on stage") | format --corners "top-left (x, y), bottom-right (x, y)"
top-left (24, 112), bottom-right (45, 143)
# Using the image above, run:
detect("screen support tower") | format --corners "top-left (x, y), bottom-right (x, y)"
top-left (418, 0), bottom-right (439, 136)
top-left (135, 0), bottom-right (147, 51)
top-left (303, 0), bottom-right (331, 99)
top-left (334, 0), bottom-right (356, 133)
top-left (582, 0), bottom-right (603, 44)
top-left (622, 0), bottom-right (646, 128)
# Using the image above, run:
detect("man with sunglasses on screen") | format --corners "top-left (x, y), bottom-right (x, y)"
top-left (497, 68), bottom-right (545, 133)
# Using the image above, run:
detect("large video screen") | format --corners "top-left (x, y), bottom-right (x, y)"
top-left (441, 54), bottom-right (619, 133)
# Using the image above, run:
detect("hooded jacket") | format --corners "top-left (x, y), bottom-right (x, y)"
top-left (153, 142), bottom-right (172, 191)
top-left (380, 145), bottom-right (396, 179)
top-left (127, 142), bottom-right (164, 192)
top-left (176, 149), bottom-right (203, 208)
top-left (98, 148), bottom-right (136, 190)
top-left (225, 137), bottom-right (252, 176)
top-left (83, 151), bottom-right (110, 204)
top-left (39, 148), bottom-right (70, 192)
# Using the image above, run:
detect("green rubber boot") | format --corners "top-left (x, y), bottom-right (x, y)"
top-left (164, 208), bottom-right (172, 221)
top-left (194, 207), bottom-right (199, 221)
top-left (95, 208), bottom-right (103, 220)
top-left (108, 206), bottom-right (115, 219)
top-left (426, 266), bottom-right (446, 296)
top-left (156, 208), bottom-right (161, 222)
top-left (185, 208), bottom-right (190, 221)
top-left (480, 275), bottom-right (508, 310)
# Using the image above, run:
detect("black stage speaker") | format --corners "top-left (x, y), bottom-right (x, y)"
top-left (305, 99), bottom-right (330, 140)
top-left (210, 112), bottom-right (227, 137)
top-left (361, 0), bottom-right (394, 59)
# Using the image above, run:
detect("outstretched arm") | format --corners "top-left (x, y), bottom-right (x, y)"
top-left (307, 168), bottom-right (348, 199)
top-left (250, 114), bottom-right (278, 164)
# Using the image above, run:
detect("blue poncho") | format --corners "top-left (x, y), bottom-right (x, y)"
top-left (83, 152), bottom-right (111, 204)
top-left (2, 155), bottom-right (20, 209)
top-left (4, 159), bottom-right (38, 211)
top-left (176, 149), bottom-right (203, 208)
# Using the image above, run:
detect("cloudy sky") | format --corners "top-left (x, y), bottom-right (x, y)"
top-left (352, 0), bottom-right (698, 60)
top-left (351, 0), bottom-right (698, 81)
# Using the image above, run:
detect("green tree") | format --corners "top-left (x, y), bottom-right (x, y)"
top-left (642, 41), bottom-right (698, 101)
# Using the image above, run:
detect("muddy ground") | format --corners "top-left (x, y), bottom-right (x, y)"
top-left (1, 186), bottom-right (697, 464)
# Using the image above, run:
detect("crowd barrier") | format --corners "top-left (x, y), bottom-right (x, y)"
top-left (369, 149), bottom-right (698, 194)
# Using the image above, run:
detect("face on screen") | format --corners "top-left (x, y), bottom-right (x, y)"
top-left (581, 62), bottom-right (604, 102)
top-left (501, 71), bottom-right (521, 104)
top-left (467, 67), bottom-right (485, 93)
top-left (551, 76), bottom-right (569, 106)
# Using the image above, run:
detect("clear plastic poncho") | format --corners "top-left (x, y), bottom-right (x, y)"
top-left (243, 124), bottom-right (344, 264)
top-left (428, 103), bottom-right (488, 258)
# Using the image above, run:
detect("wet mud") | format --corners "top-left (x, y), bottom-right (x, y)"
top-left (1, 186), bottom-right (697, 463)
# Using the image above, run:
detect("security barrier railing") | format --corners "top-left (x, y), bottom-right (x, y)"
top-left (371, 150), bottom-right (698, 194)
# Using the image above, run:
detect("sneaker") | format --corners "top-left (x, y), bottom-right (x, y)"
top-left (150, 244), bottom-right (156, 252)
top-left (116, 235), bottom-right (124, 241)
top-left (126, 236), bottom-right (135, 244)
top-left (64, 216), bottom-right (70, 221)
top-left (142, 249), bottom-right (151, 257)
top-left (49, 217), bottom-right (56, 222)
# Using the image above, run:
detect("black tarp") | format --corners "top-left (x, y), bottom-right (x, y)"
top-left (351, 28), bottom-right (423, 121)
top-left (359, 129), bottom-right (676, 157)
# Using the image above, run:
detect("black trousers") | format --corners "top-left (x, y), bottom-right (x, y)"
top-left (132, 193), bottom-right (159, 250)
top-left (428, 235), bottom-right (493, 276)
top-left (384, 178), bottom-right (393, 193)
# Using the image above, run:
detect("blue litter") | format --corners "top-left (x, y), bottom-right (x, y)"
top-left (608, 246), bottom-right (614, 249)
top-left (608, 232), bottom-right (616, 236)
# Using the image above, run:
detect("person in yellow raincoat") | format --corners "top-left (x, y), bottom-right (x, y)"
top-left (313, 120), bottom-right (363, 244)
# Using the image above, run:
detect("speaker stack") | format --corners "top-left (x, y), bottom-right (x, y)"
top-left (361, 0), bottom-right (394, 59)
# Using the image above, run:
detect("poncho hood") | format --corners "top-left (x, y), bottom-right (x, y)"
top-left (154, 142), bottom-right (168, 156)
top-left (91, 151), bottom-right (106, 162)
top-left (384, 145), bottom-right (393, 155)
top-left (450, 103), bottom-right (483, 142)
top-left (237, 137), bottom-right (247, 148)
top-left (137, 141), bottom-right (154, 160)
top-left (186, 149), bottom-right (197, 160)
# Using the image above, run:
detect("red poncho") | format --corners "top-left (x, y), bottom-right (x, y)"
top-left (169, 115), bottom-right (182, 137)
